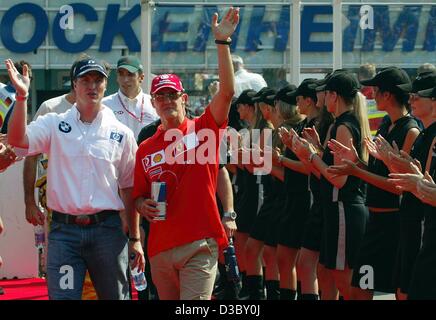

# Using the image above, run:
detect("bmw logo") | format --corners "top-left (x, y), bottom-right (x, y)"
top-left (58, 121), bottom-right (72, 133)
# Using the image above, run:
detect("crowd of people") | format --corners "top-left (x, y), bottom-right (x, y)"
top-left (1, 5), bottom-right (436, 300)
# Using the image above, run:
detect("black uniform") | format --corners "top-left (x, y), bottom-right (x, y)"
top-left (395, 122), bottom-right (436, 294)
top-left (319, 111), bottom-right (369, 270)
top-left (277, 118), bottom-right (315, 249)
top-left (408, 143), bottom-right (436, 299)
top-left (302, 118), bottom-right (333, 252)
top-left (235, 167), bottom-right (263, 233)
top-left (351, 115), bottom-right (419, 293)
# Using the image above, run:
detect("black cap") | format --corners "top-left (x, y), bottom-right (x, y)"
top-left (310, 69), bottom-right (349, 92)
top-left (251, 88), bottom-right (277, 106)
top-left (234, 89), bottom-right (256, 105)
top-left (397, 71), bottom-right (436, 93)
top-left (321, 72), bottom-right (360, 97)
top-left (294, 78), bottom-right (318, 100)
top-left (271, 85), bottom-right (297, 105)
top-left (417, 86), bottom-right (436, 99)
top-left (246, 87), bottom-right (269, 100)
top-left (72, 58), bottom-right (108, 80)
top-left (360, 66), bottom-right (410, 92)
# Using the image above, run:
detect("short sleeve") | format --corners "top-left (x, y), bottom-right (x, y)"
top-left (132, 144), bottom-right (151, 200)
top-left (117, 130), bottom-right (138, 189)
top-left (27, 113), bottom-right (56, 155)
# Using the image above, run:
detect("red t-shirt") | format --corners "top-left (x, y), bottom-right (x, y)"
top-left (132, 107), bottom-right (229, 258)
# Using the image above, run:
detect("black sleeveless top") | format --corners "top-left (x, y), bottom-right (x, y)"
top-left (284, 117), bottom-right (316, 193)
top-left (320, 111), bottom-right (366, 204)
top-left (366, 115), bottom-right (420, 208)
top-left (309, 118), bottom-right (334, 202)
top-left (401, 122), bottom-right (436, 217)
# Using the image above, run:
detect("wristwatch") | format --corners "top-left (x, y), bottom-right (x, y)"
top-left (223, 211), bottom-right (237, 220)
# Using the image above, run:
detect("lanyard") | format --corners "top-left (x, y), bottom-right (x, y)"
top-left (117, 93), bottom-right (145, 123)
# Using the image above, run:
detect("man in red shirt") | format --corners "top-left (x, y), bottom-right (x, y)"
top-left (132, 7), bottom-right (239, 300)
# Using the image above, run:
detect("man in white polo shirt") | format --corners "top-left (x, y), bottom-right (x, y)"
top-left (5, 57), bottom-right (144, 300)
top-left (103, 56), bottom-right (158, 140)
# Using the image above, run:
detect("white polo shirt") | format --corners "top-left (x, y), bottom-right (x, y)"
top-left (25, 105), bottom-right (137, 215)
top-left (234, 69), bottom-right (268, 98)
top-left (102, 90), bottom-right (158, 140)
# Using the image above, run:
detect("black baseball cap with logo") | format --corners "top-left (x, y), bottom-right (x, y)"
top-left (360, 66), bottom-right (410, 92)
top-left (397, 71), bottom-right (436, 93)
top-left (251, 88), bottom-right (277, 106)
top-left (318, 72), bottom-right (360, 97)
top-left (234, 89), bottom-right (256, 105)
top-left (72, 58), bottom-right (108, 80)
top-left (417, 86), bottom-right (436, 99)
top-left (117, 56), bottom-right (144, 73)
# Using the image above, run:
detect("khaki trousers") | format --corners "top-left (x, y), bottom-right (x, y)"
top-left (150, 238), bottom-right (218, 300)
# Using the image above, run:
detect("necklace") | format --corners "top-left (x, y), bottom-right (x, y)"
top-left (117, 93), bottom-right (145, 123)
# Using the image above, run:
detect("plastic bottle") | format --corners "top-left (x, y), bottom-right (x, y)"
top-left (34, 224), bottom-right (45, 249)
top-left (130, 254), bottom-right (147, 291)
top-left (223, 238), bottom-right (240, 283)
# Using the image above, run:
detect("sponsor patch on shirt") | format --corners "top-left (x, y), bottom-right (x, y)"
top-left (173, 132), bottom-right (200, 158)
top-left (149, 166), bottom-right (163, 179)
top-left (142, 149), bottom-right (166, 171)
top-left (58, 121), bottom-right (72, 133)
top-left (110, 132), bottom-right (124, 143)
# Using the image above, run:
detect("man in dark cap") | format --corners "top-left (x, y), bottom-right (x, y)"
top-left (5, 57), bottom-right (143, 300)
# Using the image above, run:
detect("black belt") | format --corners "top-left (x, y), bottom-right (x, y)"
top-left (52, 210), bottom-right (119, 226)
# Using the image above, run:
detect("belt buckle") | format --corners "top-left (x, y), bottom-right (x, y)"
top-left (74, 215), bottom-right (91, 226)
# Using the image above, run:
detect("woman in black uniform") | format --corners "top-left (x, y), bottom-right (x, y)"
top-left (327, 67), bottom-right (422, 300)
top-left (233, 88), bottom-right (272, 298)
top-left (386, 81), bottom-right (436, 299)
top-left (388, 86), bottom-right (436, 299)
top-left (273, 79), bottom-right (319, 300)
top-left (244, 86), bottom-right (298, 300)
top-left (292, 72), bottom-right (371, 299)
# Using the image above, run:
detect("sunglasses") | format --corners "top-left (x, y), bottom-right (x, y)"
top-left (152, 92), bottom-right (183, 102)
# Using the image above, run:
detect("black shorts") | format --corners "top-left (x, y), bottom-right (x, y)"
top-left (320, 201), bottom-right (368, 270)
top-left (301, 196), bottom-right (323, 252)
top-left (249, 210), bottom-right (272, 243)
top-left (408, 228), bottom-right (436, 299)
top-left (351, 210), bottom-right (400, 293)
top-left (277, 191), bottom-right (311, 249)
top-left (236, 191), bottom-right (260, 234)
top-left (393, 213), bottom-right (424, 294)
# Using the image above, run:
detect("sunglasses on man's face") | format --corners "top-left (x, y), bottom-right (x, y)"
top-left (152, 92), bottom-right (183, 102)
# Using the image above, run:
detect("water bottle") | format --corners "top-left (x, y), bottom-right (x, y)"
top-left (223, 238), bottom-right (240, 283)
top-left (130, 254), bottom-right (147, 291)
top-left (34, 224), bottom-right (45, 249)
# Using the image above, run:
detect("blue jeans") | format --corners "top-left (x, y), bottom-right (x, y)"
top-left (46, 213), bottom-right (129, 300)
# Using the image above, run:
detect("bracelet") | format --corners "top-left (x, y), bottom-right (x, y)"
top-left (308, 152), bottom-right (317, 163)
top-left (215, 39), bottom-right (232, 46)
top-left (16, 94), bottom-right (29, 101)
top-left (128, 237), bottom-right (140, 242)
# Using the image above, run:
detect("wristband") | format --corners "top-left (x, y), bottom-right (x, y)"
top-left (129, 237), bottom-right (140, 242)
top-left (16, 94), bottom-right (29, 101)
top-left (309, 152), bottom-right (317, 163)
top-left (215, 39), bottom-right (232, 46)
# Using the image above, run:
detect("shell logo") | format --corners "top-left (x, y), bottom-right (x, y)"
top-left (153, 153), bottom-right (163, 163)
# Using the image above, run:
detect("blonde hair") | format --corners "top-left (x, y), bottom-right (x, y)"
top-left (344, 92), bottom-right (371, 162)
top-left (273, 100), bottom-right (303, 152)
